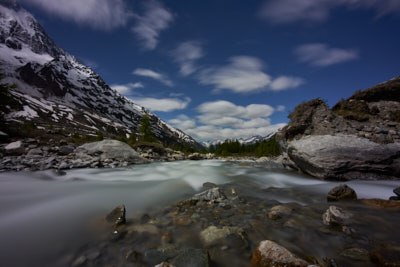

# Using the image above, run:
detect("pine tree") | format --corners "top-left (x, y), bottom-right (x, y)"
top-left (139, 113), bottom-right (153, 142)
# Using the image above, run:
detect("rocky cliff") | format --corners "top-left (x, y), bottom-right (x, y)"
top-left (0, 1), bottom-right (200, 149)
top-left (276, 76), bottom-right (400, 180)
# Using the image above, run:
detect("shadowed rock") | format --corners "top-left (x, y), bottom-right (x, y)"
top-left (327, 184), bottom-right (357, 202)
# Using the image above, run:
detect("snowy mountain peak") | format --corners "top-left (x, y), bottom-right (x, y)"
top-left (0, 2), bottom-right (200, 149)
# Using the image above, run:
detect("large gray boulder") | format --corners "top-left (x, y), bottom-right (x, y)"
top-left (75, 139), bottom-right (148, 164)
top-left (283, 134), bottom-right (400, 180)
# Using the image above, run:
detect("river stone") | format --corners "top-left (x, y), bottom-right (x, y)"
top-left (327, 184), bottom-right (357, 202)
top-left (322, 206), bottom-right (352, 227)
top-left (339, 247), bottom-right (370, 261)
top-left (171, 249), bottom-right (210, 267)
top-left (199, 226), bottom-right (244, 247)
top-left (75, 139), bottom-right (148, 164)
top-left (203, 182), bottom-right (217, 189)
top-left (394, 187), bottom-right (400, 197)
top-left (106, 204), bottom-right (126, 226)
top-left (154, 262), bottom-right (175, 267)
top-left (268, 205), bottom-right (292, 220)
top-left (281, 134), bottom-right (400, 180)
top-left (191, 187), bottom-right (226, 202)
top-left (251, 240), bottom-right (308, 267)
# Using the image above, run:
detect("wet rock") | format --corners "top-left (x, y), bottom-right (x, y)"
top-left (268, 205), bottom-right (293, 220)
top-left (389, 196), bottom-right (400, 200)
top-left (58, 162), bottom-right (70, 170)
top-left (145, 245), bottom-right (178, 265)
top-left (394, 187), bottom-right (400, 197)
top-left (327, 184), bottom-right (357, 202)
top-left (339, 247), bottom-right (370, 262)
top-left (171, 249), bottom-right (210, 267)
top-left (161, 231), bottom-right (172, 245)
top-left (191, 187), bottom-right (226, 202)
top-left (251, 240), bottom-right (308, 267)
top-left (72, 255), bottom-right (87, 267)
top-left (371, 246), bottom-right (400, 267)
top-left (85, 248), bottom-right (101, 260)
top-left (105, 204), bottom-right (126, 226)
top-left (322, 206), bottom-right (352, 228)
top-left (203, 182), bottom-right (217, 189)
top-left (199, 225), bottom-right (244, 247)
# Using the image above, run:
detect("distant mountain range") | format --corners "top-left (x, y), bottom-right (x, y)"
top-left (200, 132), bottom-right (276, 148)
top-left (0, 0), bottom-right (200, 149)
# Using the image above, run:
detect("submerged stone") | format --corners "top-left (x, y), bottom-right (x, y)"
top-left (171, 249), bottom-right (210, 267)
top-left (105, 204), bottom-right (126, 226)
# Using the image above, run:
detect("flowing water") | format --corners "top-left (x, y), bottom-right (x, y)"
top-left (0, 160), bottom-right (398, 267)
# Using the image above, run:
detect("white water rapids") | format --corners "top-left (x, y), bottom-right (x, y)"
top-left (0, 160), bottom-right (398, 266)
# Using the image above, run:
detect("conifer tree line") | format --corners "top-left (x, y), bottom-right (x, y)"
top-left (208, 135), bottom-right (281, 157)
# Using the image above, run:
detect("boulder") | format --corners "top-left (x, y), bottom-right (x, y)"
top-left (58, 144), bottom-right (75, 155)
top-left (75, 139), bottom-right (148, 164)
top-left (4, 140), bottom-right (24, 154)
top-left (106, 204), bottom-right (126, 226)
top-left (322, 206), bottom-right (352, 227)
top-left (251, 240), bottom-right (308, 267)
top-left (281, 134), bottom-right (400, 180)
top-left (188, 153), bottom-right (203, 160)
top-left (171, 249), bottom-right (210, 267)
top-left (327, 184), bottom-right (357, 202)
top-left (191, 187), bottom-right (226, 202)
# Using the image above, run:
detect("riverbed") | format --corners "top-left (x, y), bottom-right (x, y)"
top-left (0, 160), bottom-right (398, 266)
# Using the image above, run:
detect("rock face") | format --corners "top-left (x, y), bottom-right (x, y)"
top-left (251, 240), bottom-right (308, 267)
top-left (327, 184), bottom-right (357, 202)
top-left (277, 77), bottom-right (400, 180)
top-left (75, 140), bottom-right (148, 164)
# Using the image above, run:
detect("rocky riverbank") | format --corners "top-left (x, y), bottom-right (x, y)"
top-left (64, 183), bottom-right (400, 267)
top-left (0, 139), bottom-right (216, 172)
top-left (276, 76), bottom-right (400, 180)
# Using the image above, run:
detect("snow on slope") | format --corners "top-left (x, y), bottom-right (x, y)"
top-left (0, 1), bottom-right (199, 147)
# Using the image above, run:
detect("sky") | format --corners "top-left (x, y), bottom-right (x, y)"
top-left (18, 0), bottom-right (400, 141)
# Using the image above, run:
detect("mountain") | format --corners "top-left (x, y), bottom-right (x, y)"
top-left (200, 132), bottom-right (276, 148)
top-left (0, 1), bottom-right (200, 149)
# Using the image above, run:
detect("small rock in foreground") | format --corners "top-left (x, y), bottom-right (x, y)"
top-left (322, 205), bottom-right (352, 228)
top-left (251, 240), bottom-right (308, 267)
top-left (105, 204), bottom-right (126, 226)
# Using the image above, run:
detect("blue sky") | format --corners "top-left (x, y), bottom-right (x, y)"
top-left (18, 0), bottom-right (400, 141)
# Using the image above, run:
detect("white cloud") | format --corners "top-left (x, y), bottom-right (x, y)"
top-left (276, 105), bottom-right (285, 112)
top-left (131, 97), bottom-right (190, 112)
top-left (270, 76), bottom-right (305, 91)
top-left (172, 41), bottom-right (204, 76)
top-left (133, 68), bottom-right (173, 86)
top-left (131, 0), bottom-right (174, 50)
top-left (198, 56), bottom-right (303, 93)
top-left (111, 82), bottom-right (144, 94)
top-left (169, 100), bottom-right (286, 141)
top-left (197, 101), bottom-right (275, 119)
top-left (20, 0), bottom-right (131, 30)
top-left (258, 0), bottom-right (400, 24)
top-left (294, 43), bottom-right (359, 66)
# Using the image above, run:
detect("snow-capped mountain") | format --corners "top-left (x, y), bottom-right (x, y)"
top-left (0, 0), bottom-right (200, 148)
top-left (200, 132), bottom-right (276, 148)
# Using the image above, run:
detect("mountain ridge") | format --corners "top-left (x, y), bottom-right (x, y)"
top-left (0, 1), bottom-right (200, 149)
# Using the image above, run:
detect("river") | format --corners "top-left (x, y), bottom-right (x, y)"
top-left (0, 160), bottom-right (398, 266)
